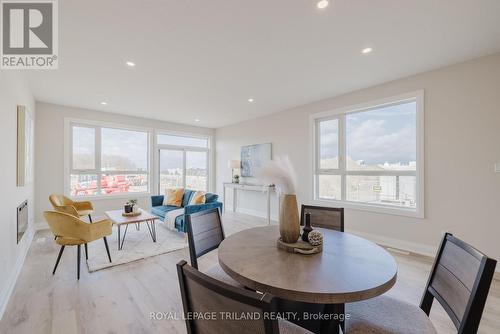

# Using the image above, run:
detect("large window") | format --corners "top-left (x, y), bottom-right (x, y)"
top-left (158, 133), bottom-right (209, 192)
top-left (313, 92), bottom-right (423, 217)
top-left (69, 123), bottom-right (150, 197)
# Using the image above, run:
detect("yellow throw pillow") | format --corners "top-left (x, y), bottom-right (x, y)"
top-left (189, 191), bottom-right (206, 205)
top-left (164, 188), bottom-right (184, 207)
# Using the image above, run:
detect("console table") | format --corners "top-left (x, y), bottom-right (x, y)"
top-left (222, 183), bottom-right (275, 225)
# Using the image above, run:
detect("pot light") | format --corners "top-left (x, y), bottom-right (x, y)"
top-left (100, 101), bottom-right (108, 105)
top-left (248, 98), bottom-right (255, 103)
top-left (317, 0), bottom-right (329, 9)
top-left (194, 118), bottom-right (200, 122)
top-left (126, 61), bottom-right (136, 67)
top-left (361, 47), bottom-right (373, 54)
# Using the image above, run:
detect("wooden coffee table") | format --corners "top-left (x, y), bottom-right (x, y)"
top-left (105, 209), bottom-right (159, 250)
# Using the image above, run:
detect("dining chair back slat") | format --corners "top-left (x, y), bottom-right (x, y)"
top-left (177, 260), bottom-right (279, 334)
top-left (186, 208), bottom-right (225, 269)
top-left (420, 233), bottom-right (497, 334)
top-left (300, 205), bottom-right (344, 232)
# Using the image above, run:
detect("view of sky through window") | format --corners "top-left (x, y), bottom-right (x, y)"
top-left (346, 101), bottom-right (416, 169)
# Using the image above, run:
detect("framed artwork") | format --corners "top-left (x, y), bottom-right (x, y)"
top-left (241, 143), bottom-right (272, 177)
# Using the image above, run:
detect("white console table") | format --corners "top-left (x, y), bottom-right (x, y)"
top-left (222, 183), bottom-right (275, 225)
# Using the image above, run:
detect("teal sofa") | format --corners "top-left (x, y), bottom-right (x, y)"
top-left (150, 189), bottom-right (223, 233)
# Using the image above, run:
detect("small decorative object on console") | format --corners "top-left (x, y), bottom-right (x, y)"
top-left (308, 230), bottom-right (323, 246)
top-left (233, 174), bottom-right (240, 183)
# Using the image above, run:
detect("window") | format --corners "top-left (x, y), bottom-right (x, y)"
top-left (69, 123), bottom-right (150, 197)
top-left (157, 133), bottom-right (209, 192)
top-left (313, 92), bottom-right (423, 217)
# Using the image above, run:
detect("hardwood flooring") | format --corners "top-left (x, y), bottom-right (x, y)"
top-left (1, 212), bottom-right (499, 334)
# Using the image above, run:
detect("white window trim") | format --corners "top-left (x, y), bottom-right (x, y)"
top-left (64, 118), bottom-right (153, 200)
top-left (309, 90), bottom-right (425, 218)
top-left (155, 129), bottom-right (212, 194)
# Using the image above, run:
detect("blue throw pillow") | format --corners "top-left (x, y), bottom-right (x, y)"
top-left (205, 193), bottom-right (219, 203)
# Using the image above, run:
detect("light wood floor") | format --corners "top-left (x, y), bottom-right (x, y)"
top-left (1, 212), bottom-right (499, 334)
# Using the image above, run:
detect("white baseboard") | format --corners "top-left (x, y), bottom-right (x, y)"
top-left (348, 229), bottom-right (500, 275)
top-left (0, 225), bottom-right (35, 321)
top-left (34, 221), bottom-right (49, 230)
top-left (348, 229), bottom-right (438, 258)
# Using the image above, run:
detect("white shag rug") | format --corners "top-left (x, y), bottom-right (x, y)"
top-left (86, 222), bottom-right (187, 272)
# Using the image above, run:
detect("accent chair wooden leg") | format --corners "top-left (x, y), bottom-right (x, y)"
top-left (88, 214), bottom-right (93, 223)
top-left (84, 243), bottom-right (88, 260)
top-left (103, 237), bottom-right (112, 263)
top-left (52, 245), bottom-right (65, 275)
top-left (77, 245), bottom-right (81, 280)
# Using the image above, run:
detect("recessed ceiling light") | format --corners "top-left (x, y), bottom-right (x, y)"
top-left (126, 61), bottom-right (136, 67)
top-left (361, 47), bottom-right (373, 54)
top-left (317, 0), bottom-right (329, 9)
top-left (194, 118), bottom-right (200, 122)
top-left (248, 98), bottom-right (255, 103)
top-left (100, 101), bottom-right (108, 105)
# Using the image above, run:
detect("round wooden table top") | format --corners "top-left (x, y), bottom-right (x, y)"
top-left (218, 226), bottom-right (397, 304)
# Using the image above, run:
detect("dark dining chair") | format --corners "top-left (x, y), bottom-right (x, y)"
top-left (177, 260), bottom-right (313, 334)
top-left (185, 208), bottom-right (242, 287)
top-left (300, 205), bottom-right (344, 232)
top-left (346, 232), bottom-right (497, 334)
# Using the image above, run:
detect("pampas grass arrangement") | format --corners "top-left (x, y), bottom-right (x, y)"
top-left (255, 156), bottom-right (297, 195)
top-left (256, 156), bottom-right (300, 243)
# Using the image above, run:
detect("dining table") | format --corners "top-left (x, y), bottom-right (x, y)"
top-left (218, 225), bottom-right (398, 334)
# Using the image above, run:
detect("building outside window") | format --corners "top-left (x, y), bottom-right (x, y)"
top-left (69, 123), bottom-right (150, 197)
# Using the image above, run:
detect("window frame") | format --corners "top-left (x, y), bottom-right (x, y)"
top-left (156, 130), bottom-right (210, 193)
top-left (65, 119), bottom-right (152, 199)
top-left (310, 91), bottom-right (425, 218)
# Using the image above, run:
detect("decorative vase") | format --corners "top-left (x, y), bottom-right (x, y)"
top-left (124, 204), bottom-right (132, 213)
top-left (302, 212), bottom-right (313, 242)
top-left (279, 194), bottom-right (300, 243)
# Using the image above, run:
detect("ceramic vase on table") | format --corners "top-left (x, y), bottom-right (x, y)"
top-left (279, 194), bottom-right (300, 243)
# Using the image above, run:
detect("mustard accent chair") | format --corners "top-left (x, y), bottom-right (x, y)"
top-left (44, 211), bottom-right (113, 280)
top-left (49, 194), bottom-right (94, 221)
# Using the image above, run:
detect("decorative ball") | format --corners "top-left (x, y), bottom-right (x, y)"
top-left (308, 230), bottom-right (323, 246)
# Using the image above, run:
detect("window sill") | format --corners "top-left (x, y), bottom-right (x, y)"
top-left (312, 198), bottom-right (424, 219)
top-left (68, 192), bottom-right (152, 202)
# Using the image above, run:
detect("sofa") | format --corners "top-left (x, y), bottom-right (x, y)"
top-left (151, 189), bottom-right (223, 233)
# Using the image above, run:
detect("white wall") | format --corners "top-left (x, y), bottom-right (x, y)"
top-left (34, 102), bottom-right (215, 225)
top-left (0, 72), bottom-right (36, 318)
top-left (216, 53), bottom-right (500, 262)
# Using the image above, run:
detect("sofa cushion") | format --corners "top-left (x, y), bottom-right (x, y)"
top-left (182, 189), bottom-right (194, 207)
top-left (151, 205), bottom-right (181, 219)
top-left (205, 193), bottom-right (218, 203)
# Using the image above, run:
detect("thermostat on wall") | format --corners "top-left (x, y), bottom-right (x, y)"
top-left (495, 163), bottom-right (500, 173)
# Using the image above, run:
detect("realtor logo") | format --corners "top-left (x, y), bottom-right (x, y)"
top-left (1, 0), bottom-right (58, 69)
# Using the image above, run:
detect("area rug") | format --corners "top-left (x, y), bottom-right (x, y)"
top-left (86, 223), bottom-right (187, 272)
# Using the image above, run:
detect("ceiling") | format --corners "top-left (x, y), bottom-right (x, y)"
top-left (27, 0), bottom-right (500, 128)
